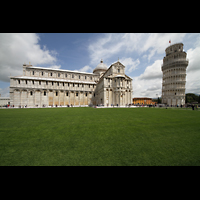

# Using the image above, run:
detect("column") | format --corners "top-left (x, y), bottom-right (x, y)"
top-left (58, 90), bottom-right (60, 106)
top-left (40, 90), bottom-right (42, 107)
top-left (20, 90), bottom-right (22, 107)
top-left (108, 89), bottom-right (109, 106)
top-left (113, 91), bottom-right (115, 106)
top-left (64, 90), bottom-right (66, 106)
top-left (53, 90), bottom-right (54, 106)
top-left (119, 92), bottom-right (121, 106)
top-left (34, 90), bottom-right (36, 107)
top-left (130, 91), bottom-right (132, 105)
top-left (78, 91), bottom-right (80, 106)
top-left (47, 90), bottom-right (49, 107)
top-left (104, 89), bottom-right (106, 106)
top-left (74, 91), bottom-right (75, 106)
top-left (69, 91), bottom-right (71, 105)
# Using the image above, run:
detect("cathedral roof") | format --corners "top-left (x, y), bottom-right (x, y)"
top-left (93, 59), bottom-right (107, 73)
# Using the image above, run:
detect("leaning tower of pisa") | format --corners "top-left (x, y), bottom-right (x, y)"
top-left (161, 43), bottom-right (189, 106)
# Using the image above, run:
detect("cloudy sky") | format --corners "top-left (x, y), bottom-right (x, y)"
top-left (0, 33), bottom-right (200, 97)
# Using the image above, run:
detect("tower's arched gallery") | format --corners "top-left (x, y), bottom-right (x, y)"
top-left (161, 43), bottom-right (188, 106)
top-left (9, 60), bottom-right (133, 107)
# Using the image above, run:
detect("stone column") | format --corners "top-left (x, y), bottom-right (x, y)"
top-left (108, 89), bottom-right (109, 106)
top-left (53, 90), bottom-right (55, 106)
top-left (78, 91), bottom-right (80, 106)
top-left (64, 90), bottom-right (66, 106)
top-left (40, 90), bottom-right (42, 107)
top-left (74, 91), bottom-right (75, 106)
top-left (113, 91), bottom-right (115, 106)
top-left (69, 91), bottom-right (70, 105)
top-left (104, 89), bottom-right (106, 106)
top-left (47, 90), bottom-right (49, 107)
top-left (58, 90), bottom-right (60, 106)
top-left (20, 90), bottom-right (22, 107)
top-left (119, 91), bottom-right (121, 106)
top-left (34, 90), bottom-right (36, 107)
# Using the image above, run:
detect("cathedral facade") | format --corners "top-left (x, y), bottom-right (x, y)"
top-left (9, 60), bottom-right (133, 107)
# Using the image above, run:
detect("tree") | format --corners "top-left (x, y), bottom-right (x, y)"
top-left (158, 97), bottom-right (161, 104)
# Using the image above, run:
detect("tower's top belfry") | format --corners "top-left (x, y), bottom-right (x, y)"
top-left (162, 43), bottom-right (188, 71)
top-left (165, 43), bottom-right (183, 56)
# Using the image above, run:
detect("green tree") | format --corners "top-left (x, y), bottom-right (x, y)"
top-left (158, 97), bottom-right (161, 104)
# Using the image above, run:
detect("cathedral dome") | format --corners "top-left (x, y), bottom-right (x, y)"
top-left (93, 59), bottom-right (107, 74)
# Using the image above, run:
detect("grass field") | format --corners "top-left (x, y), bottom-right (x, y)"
top-left (0, 107), bottom-right (200, 166)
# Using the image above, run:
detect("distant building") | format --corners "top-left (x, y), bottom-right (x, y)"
top-left (9, 60), bottom-right (133, 107)
top-left (161, 43), bottom-right (188, 106)
top-left (132, 97), bottom-right (156, 105)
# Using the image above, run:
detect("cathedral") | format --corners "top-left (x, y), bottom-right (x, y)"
top-left (9, 60), bottom-right (133, 107)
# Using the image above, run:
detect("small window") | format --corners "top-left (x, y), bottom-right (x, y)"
top-left (58, 73), bottom-right (60, 77)
top-left (44, 91), bottom-right (46, 96)
top-left (30, 91), bottom-right (33, 95)
top-left (26, 80), bottom-right (27, 84)
top-left (63, 82), bottom-right (64, 86)
top-left (42, 72), bottom-right (43, 76)
top-left (57, 82), bottom-right (59, 86)
top-left (73, 83), bottom-right (74, 87)
top-left (52, 82), bottom-right (53, 86)
top-left (18, 80), bottom-right (20, 84)
top-left (51, 72), bottom-right (52, 76)
top-left (32, 71), bottom-right (34, 75)
top-left (39, 81), bottom-right (41, 85)
top-left (82, 84), bottom-right (84, 87)
top-left (32, 80), bottom-right (34, 85)
top-left (65, 74), bottom-right (67, 78)
top-left (86, 93), bottom-right (87, 96)
top-left (56, 92), bottom-right (58, 96)
top-left (89, 84), bottom-right (90, 88)
top-left (78, 84), bottom-right (79, 87)
top-left (66, 92), bottom-right (68, 96)
top-left (46, 81), bottom-right (48, 85)
top-left (76, 93), bottom-right (78, 96)
top-left (72, 74), bottom-right (74, 78)
top-left (90, 77), bottom-right (92, 80)
top-left (85, 76), bottom-right (86, 79)
top-left (118, 69), bottom-right (120, 73)
top-left (68, 83), bottom-right (69, 87)
top-left (79, 75), bottom-right (80, 79)
top-left (94, 93), bottom-right (95, 97)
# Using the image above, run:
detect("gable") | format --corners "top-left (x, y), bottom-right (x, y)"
top-left (111, 61), bottom-right (125, 68)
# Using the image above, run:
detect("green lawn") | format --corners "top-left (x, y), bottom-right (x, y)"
top-left (0, 107), bottom-right (200, 166)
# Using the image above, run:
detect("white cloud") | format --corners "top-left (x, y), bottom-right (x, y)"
top-left (88, 33), bottom-right (124, 65)
top-left (0, 33), bottom-right (57, 82)
top-left (120, 57), bottom-right (140, 74)
top-left (132, 59), bottom-right (163, 98)
top-left (186, 47), bottom-right (200, 94)
top-left (88, 33), bottom-right (188, 65)
top-left (139, 59), bottom-right (163, 80)
top-left (0, 87), bottom-right (9, 97)
top-left (78, 65), bottom-right (93, 73)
